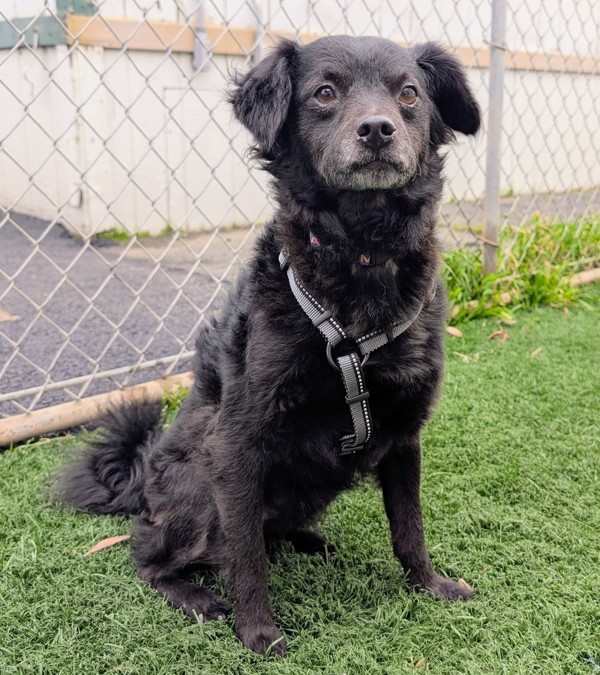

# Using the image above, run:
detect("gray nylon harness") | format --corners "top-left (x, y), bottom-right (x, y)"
top-left (279, 250), bottom-right (437, 456)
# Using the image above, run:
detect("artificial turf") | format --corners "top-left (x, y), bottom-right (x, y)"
top-left (1, 296), bottom-right (598, 674)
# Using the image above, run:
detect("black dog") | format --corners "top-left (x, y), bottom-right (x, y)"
top-left (60, 35), bottom-right (481, 655)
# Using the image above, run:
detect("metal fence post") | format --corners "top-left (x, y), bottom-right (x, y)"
top-left (483, 0), bottom-right (508, 275)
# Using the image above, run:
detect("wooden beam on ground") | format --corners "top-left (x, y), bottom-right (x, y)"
top-left (0, 372), bottom-right (193, 448)
top-left (571, 268), bottom-right (600, 286)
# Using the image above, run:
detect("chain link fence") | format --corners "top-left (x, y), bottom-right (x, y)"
top-left (0, 0), bottom-right (598, 426)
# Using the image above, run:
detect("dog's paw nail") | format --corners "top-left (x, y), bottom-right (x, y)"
top-left (457, 578), bottom-right (473, 591)
top-left (420, 574), bottom-right (475, 601)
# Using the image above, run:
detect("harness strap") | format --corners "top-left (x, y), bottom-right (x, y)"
top-left (337, 352), bottom-right (372, 455)
top-left (355, 299), bottom-right (430, 355)
top-left (279, 249), bottom-right (436, 455)
top-left (280, 251), bottom-right (346, 347)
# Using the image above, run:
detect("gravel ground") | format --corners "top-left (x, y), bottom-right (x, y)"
top-left (1, 188), bottom-right (597, 417)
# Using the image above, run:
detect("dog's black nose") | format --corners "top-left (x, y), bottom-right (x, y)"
top-left (356, 116), bottom-right (397, 149)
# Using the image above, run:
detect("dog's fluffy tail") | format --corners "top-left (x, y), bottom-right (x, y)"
top-left (57, 400), bottom-right (163, 516)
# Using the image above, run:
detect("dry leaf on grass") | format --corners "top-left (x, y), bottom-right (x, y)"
top-left (414, 657), bottom-right (430, 670)
top-left (446, 326), bottom-right (463, 338)
top-left (451, 351), bottom-right (480, 364)
top-left (83, 534), bottom-right (131, 556)
top-left (530, 347), bottom-right (543, 358)
top-left (488, 329), bottom-right (510, 343)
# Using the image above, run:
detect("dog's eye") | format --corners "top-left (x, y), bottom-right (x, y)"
top-left (400, 85), bottom-right (418, 106)
top-left (315, 85), bottom-right (337, 105)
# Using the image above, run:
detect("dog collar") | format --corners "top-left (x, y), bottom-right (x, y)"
top-left (309, 231), bottom-right (394, 267)
top-left (279, 249), bottom-right (437, 456)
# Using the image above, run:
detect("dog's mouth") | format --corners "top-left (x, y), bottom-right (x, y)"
top-left (352, 159), bottom-right (411, 176)
top-left (354, 159), bottom-right (398, 171)
top-left (323, 157), bottom-right (413, 191)
top-left (316, 143), bottom-right (417, 191)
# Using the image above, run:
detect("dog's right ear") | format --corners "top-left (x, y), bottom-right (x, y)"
top-left (229, 40), bottom-right (299, 157)
top-left (412, 42), bottom-right (481, 141)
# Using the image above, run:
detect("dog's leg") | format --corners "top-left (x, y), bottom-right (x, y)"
top-left (379, 436), bottom-right (474, 601)
top-left (214, 457), bottom-right (286, 656)
top-left (134, 516), bottom-right (232, 622)
top-left (144, 573), bottom-right (232, 622)
top-left (284, 529), bottom-right (336, 559)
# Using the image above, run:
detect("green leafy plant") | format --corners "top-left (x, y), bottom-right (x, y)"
top-left (444, 216), bottom-right (599, 324)
top-left (162, 384), bottom-right (190, 423)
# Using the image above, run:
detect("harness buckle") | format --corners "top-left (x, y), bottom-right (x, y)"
top-left (326, 342), bottom-right (341, 371)
top-left (339, 442), bottom-right (363, 456)
top-left (326, 342), bottom-right (370, 372)
top-left (345, 390), bottom-right (370, 405)
top-left (312, 310), bottom-right (332, 328)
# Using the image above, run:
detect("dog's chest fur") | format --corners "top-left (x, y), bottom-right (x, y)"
top-left (194, 223), bottom-right (445, 476)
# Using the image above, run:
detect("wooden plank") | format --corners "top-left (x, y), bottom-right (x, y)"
top-left (66, 15), bottom-right (260, 56)
top-left (206, 24), bottom-right (256, 56)
top-left (65, 14), bottom-right (197, 52)
top-left (0, 372), bottom-right (194, 447)
top-left (571, 268), bottom-right (600, 286)
top-left (64, 15), bottom-right (598, 75)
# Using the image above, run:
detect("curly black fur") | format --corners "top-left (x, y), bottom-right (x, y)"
top-left (59, 36), bottom-right (481, 656)
top-left (58, 400), bottom-right (163, 515)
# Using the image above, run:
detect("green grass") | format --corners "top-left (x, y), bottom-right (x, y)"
top-left (1, 294), bottom-right (599, 674)
top-left (94, 224), bottom-right (186, 242)
top-left (95, 228), bottom-right (152, 242)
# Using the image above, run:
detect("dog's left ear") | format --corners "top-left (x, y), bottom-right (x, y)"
top-left (229, 40), bottom-right (299, 157)
top-left (413, 42), bottom-right (481, 139)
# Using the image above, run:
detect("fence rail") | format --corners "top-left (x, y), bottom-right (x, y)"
top-left (0, 0), bottom-right (598, 424)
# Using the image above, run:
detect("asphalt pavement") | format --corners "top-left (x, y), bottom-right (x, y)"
top-left (0, 211), bottom-right (256, 417)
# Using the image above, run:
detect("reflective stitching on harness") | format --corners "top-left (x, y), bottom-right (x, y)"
top-left (350, 353), bottom-right (371, 442)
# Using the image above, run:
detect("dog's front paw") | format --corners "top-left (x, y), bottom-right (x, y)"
top-left (420, 574), bottom-right (474, 601)
top-left (237, 622), bottom-right (286, 656)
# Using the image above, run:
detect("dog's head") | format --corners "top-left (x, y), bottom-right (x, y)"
top-left (230, 36), bottom-right (480, 192)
